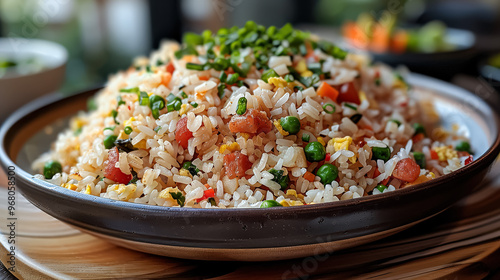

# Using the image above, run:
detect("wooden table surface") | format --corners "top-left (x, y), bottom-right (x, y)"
top-left (1, 160), bottom-right (500, 280)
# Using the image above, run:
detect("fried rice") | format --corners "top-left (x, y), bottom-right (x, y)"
top-left (33, 22), bottom-right (474, 208)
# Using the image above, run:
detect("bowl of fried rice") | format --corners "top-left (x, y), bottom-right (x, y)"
top-left (1, 22), bottom-right (499, 261)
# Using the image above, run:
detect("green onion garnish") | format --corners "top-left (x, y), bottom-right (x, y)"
top-left (186, 63), bottom-right (205, 71)
top-left (284, 74), bottom-right (295, 82)
top-left (218, 84), bottom-right (226, 99)
top-left (323, 104), bottom-right (335, 114)
top-left (344, 103), bottom-right (357, 111)
top-left (226, 73), bottom-right (240, 85)
top-left (302, 133), bottom-right (310, 142)
top-left (124, 126), bottom-right (133, 135)
top-left (180, 91), bottom-right (188, 99)
top-left (236, 97), bottom-right (247, 115)
top-left (261, 69), bottom-right (279, 83)
top-left (190, 102), bottom-right (198, 108)
top-left (111, 110), bottom-right (119, 124)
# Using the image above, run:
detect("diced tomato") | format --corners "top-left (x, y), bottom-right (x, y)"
top-left (165, 61), bottom-right (175, 74)
top-left (161, 72), bottom-right (172, 87)
top-left (373, 168), bottom-right (390, 185)
top-left (175, 117), bottom-right (193, 149)
top-left (228, 109), bottom-right (273, 134)
top-left (304, 171), bottom-right (316, 182)
top-left (325, 153), bottom-right (331, 162)
top-left (412, 133), bottom-right (425, 143)
top-left (224, 151), bottom-right (253, 179)
top-left (392, 158), bottom-right (420, 183)
top-left (317, 82), bottom-right (339, 102)
top-left (430, 149), bottom-right (439, 160)
top-left (196, 188), bottom-right (215, 203)
top-left (104, 147), bottom-right (132, 184)
top-left (335, 82), bottom-right (361, 105)
top-left (465, 155), bottom-right (473, 165)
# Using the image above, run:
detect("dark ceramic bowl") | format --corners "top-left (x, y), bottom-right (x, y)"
top-left (1, 74), bottom-right (499, 261)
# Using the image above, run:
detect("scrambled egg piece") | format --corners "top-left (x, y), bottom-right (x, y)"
top-left (295, 60), bottom-right (307, 73)
top-left (273, 119), bottom-right (289, 136)
top-left (433, 146), bottom-right (458, 161)
top-left (219, 142), bottom-right (241, 154)
top-left (268, 77), bottom-right (288, 88)
top-left (84, 185), bottom-right (92, 195)
top-left (179, 169), bottom-right (191, 177)
top-left (123, 117), bottom-right (136, 129)
top-left (133, 140), bottom-right (147, 149)
top-left (286, 189), bottom-right (298, 197)
top-left (317, 137), bottom-right (326, 146)
top-left (301, 70), bottom-right (313, 77)
top-left (179, 104), bottom-right (189, 115)
top-left (108, 184), bottom-right (137, 201)
top-left (240, 133), bottom-right (250, 140)
top-left (62, 183), bottom-right (78, 191)
top-left (327, 136), bottom-right (357, 163)
top-left (117, 130), bottom-right (127, 140)
top-left (359, 91), bottom-right (367, 103)
top-left (70, 117), bottom-right (86, 131)
top-left (280, 199), bottom-right (304, 207)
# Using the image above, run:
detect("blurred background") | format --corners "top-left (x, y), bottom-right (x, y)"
top-left (1, 0), bottom-right (500, 96)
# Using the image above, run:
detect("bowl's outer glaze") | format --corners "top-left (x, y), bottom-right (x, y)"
top-left (1, 74), bottom-right (499, 261)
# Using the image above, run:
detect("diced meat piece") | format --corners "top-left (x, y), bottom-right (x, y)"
top-left (224, 151), bottom-right (253, 179)
top-left (229, 109), bottom-right (273, 134)
top-left (104, 147), bottom-right (132, 184)
top-left (392, 158), bottom-right (420, 183)
top-left (175, 117), bottom-right (193, 149)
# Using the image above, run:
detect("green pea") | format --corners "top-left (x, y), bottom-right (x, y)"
top-left (280, 116), bottom-right (301, 134)
top-left (104, 135), bottom-right (117, 149)
top-left (413, 151), bottom-right (426, 169)
top-left (316, 163), bottom-right (338, 185)
top-left (304, 142), bottom-right (326, 162)
top-left (124, 126), bottom-right (133, 135)
top-left (43, 160), bottom-right (62, 179)
top-left (455, 141), bottom-right (472, 154)
top-left (372, 146), bottom-right (391, 162)
top-left (260, 200), bottom-right (283, 208)
top-left (376, 184), bottom-right (387, 193)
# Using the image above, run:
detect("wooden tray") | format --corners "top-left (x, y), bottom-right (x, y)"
top-left (1, 162), bottom-right (500, 279)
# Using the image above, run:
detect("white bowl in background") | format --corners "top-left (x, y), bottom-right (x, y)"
top-left (0, 38), bottom-right (67, 121)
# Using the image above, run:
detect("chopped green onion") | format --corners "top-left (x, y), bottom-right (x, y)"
top-left (261, 69), bottom-right (279, 83)
top-left (186, 63), bottom-right (205, 71)
top-left (117, 96), bottom-right (125, 107)
top-left (302, 133), bottom-right (310, 142)
top-left (154, 126), bottom-right (162, 133)
top-left (375, 78), bottom-right (381, 86)
top-left (145, 65), bottom-right (153, 73)
top-left (74, 127), bottom-right (82, 136)
top-left (120, 87), bottom-right (140, 94)
top-left (294, 86), bottom-right (304, 92)
top-left (149, 95), bottom-right (166, 119)
top-left (139, 91), bottom-right (149, 106)
top-left (344, 103), bottom-right (357, 111)
top-left (219, 71), bottom-right (228, 83)
top-left (268, 168), bottom-right (289, 190)
top-left (156, 59), bottom-right (164, 66)
top-left (260, 200), bottom-right (283, 208)
top-left (111, 110), bottom-right (119, 124)
top-left (218, 83), bottom-right (226, 99)
top-left (124, 126), bottom-right (133, 135)
top-left (87, 97), bottom-right (97, 111)
top-left (129, 170), bottom-right (138, 184)
top-left (182, 161), bottom-right (200, 176)
top-left (169, 191), bottom-right (186, 207)
top-left (226, 73), bottom-right (240, 84)
top-left (183, 32), bottom-right (203, 46)
top-left (284, 74), bottom-right (294, 82)
top-left (413, 152), bottom-right (426, 169)
top-left (323, 104), bottom-right (335, 114)
top-left (103, 126), bottom-right (115, 132)
top-left (390, 119), bottom-right (401, 126)
top-left (190, 102), bottom-right (198, 108)
top-left (208, 197), bottom-right (217, 206)
top-left (180, 91), bottom-right (188, 98)
top-left (236, 97), bottom-right (247, 115)
top-left (455, 141), bottom-right (472, 154)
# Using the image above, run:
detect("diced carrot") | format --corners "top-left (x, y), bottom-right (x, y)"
top-left (412, 133), bottom-right (425, 143)
top-left (465, 155), bottom-right (473, 165)
top-left (392, 158), bottom-right (420, 183)
top-left (317, 82), bottom-right (339, 102)
top-left (370, 23), bottom-right (390, 53)
top-left (199, 76), bottom-right (210, 81)
top-left (104, 147), bottom-right (132, 184)
top-left (304, 171), bottom-right (315, 182)
top-left (430, 149), bottom-right (439, 160)
top-left (391, 30), bottom-right (408, 53)
top-left (161, 72), bottom-right (172, 87)
top-left (228, 109), bottom-right (273, 134)
top-left (196, 188), bottom-right (215, 203)
top-left (224, 151), bottom-right (252, 179)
